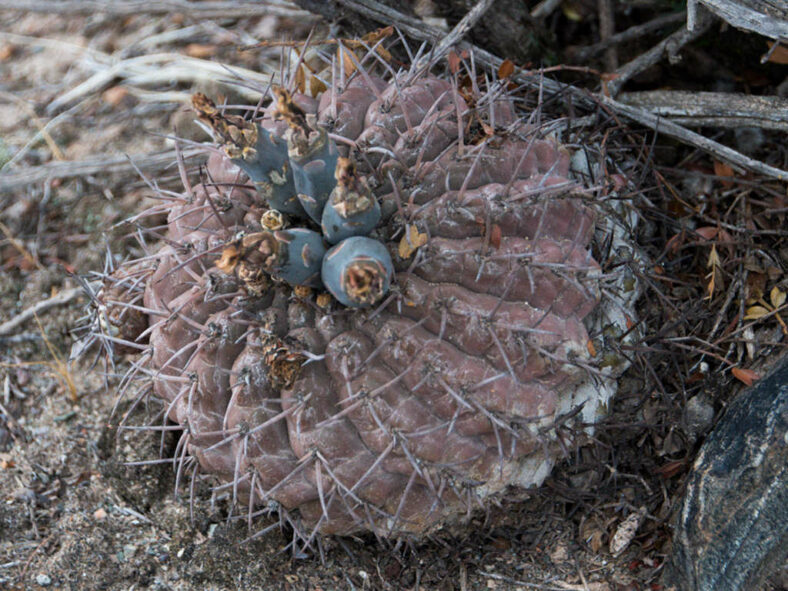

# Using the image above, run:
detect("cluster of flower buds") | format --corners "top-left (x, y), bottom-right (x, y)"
top-left (193, 90), bottom-right (393, 308)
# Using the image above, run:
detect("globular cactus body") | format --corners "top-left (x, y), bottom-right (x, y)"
top-left (97, 43), bottom-right (635, 544)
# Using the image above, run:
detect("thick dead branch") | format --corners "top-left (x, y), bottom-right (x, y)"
top-left (0, 0), bottom-right (311, 18)
top-left (0, 148), bottom-right (206, 193)
top-left (606, 14), bottom-right (713, 97)
top-left (327, 0), bottom-right (788, 181)
top-left (572, 11), bottom-right (687, 61)
top-left (688, 0), bottom-right (788, 40)
top-left (618, 91), bottom-right (788, 131)
top-left (599, 97), bottom-right (787, 180)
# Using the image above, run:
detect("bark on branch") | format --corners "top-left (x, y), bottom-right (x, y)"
top-left (618, 91), bottom-right (788, 131)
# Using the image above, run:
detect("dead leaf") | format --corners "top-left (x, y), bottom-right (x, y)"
top-left (398, 225), bottom-right (428, 259)
top-left (0, 44), bottom-right (15, 61)
top-left (338, 42), bottom-right (357, 77)
top-left (309, 74), bottom-right (327, 96)
top-left (731, 367), bottom-right (760, 387)
top-left (770, 286), bottom-right (786, 309)
top-left (586, 339), bottom-right (597, 357)
top-left (694, 226), bottom-right (718, 241)
top-left (744, 305), bottom-right (770, 320)
top-left (655, 459), bottom-right (688, 479)
top-left (448, 50), bottom-right (461, 74)
top-left (705, 244), bottom-right (721, 300)
top-left (713, 160), bottom-right (734, 187)
top-left (359, 25), bottom-right (394, 47)
top-left (766, 42), bottom-right (788, 65)
top-left (294, 62), bottom-right (306, 94)
top-left (185, 43), bottom-right (217, 58)
top-left (549, 542), bottom-right (569, 563)
top-left (665, 232), bottom-right (684, 254)
top-left (102, 86), bottom-right (129, 107)
top-left (580, 520), bottom-right (605, 552)
top-left (498, 59), bottom-right (515, 79)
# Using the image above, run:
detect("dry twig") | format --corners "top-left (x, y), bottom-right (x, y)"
top-left (0, 148), bottom-right (206, 192)
top-left (572, 11), bottom-right (687, 61)
top-left (414, 0), bottom-right (496, 72)
top-left (0, 288), bottom-right (83, 336)
top-left (597, 0), bottom-right (618, 71)
top-left (330, 0), bottom-right (787, 181)
top-left (0, 0), bottom-right (311, 18)
top-left (606, 14), bottom-right (713, 97)
top-left (45, 53), bottom-right (277, 114)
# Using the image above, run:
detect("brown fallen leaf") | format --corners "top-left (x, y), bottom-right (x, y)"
top-left (713, 160), bottom-right (735, 187)
top-left (498, 59), bottom-right (515, 79)
top-left (185, 43), bottom-right (217, 58)
top-left (766, 42), bottom-right (788, 65)
top-left (731, 366), bottom-right (760, 387)
top-left (102, 86), bottom-right (129, 107)
top-left (0, 43), bottom-right (15, 61)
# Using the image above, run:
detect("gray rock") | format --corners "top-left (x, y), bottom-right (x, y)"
top-left (35, 574), bottom-right (52, 587)
top-left (664, 356), bottom-right (788, 591)
top-left (681, 394), bottom-right (715, 444)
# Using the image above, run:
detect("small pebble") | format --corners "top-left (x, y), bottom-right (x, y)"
top-left (682, 394), bottom-right (715, 444)
top-left (35, 574), bottom-right (51, 586)
top-left (93, 507), bottom-right (107, 520)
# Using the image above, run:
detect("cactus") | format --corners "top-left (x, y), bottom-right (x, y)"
top-left (274, 88), bottom-right (342, 224)
top-left (321, 158), bottom-right (381, 244)
top-left (193, 93), bottom-right (305, 216)
top-left (322, 236), bottom-right (393, 307)
top-left (93, 38), bottom-right (637, 548)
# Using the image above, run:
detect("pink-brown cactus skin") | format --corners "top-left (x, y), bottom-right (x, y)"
top-left (94, 44), bottom-right (632, 549)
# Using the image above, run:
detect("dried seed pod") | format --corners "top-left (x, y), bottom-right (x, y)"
top-left (275, 87), bottom-right (340, 223)
top-left (321, 157), bottom-right (381, 244)
top-left (321, 236), bottom-right (393, 308)
top-left (192, 93), bottom-right (305, 216)
top-left (260, 209), bottom-right (286, 231)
